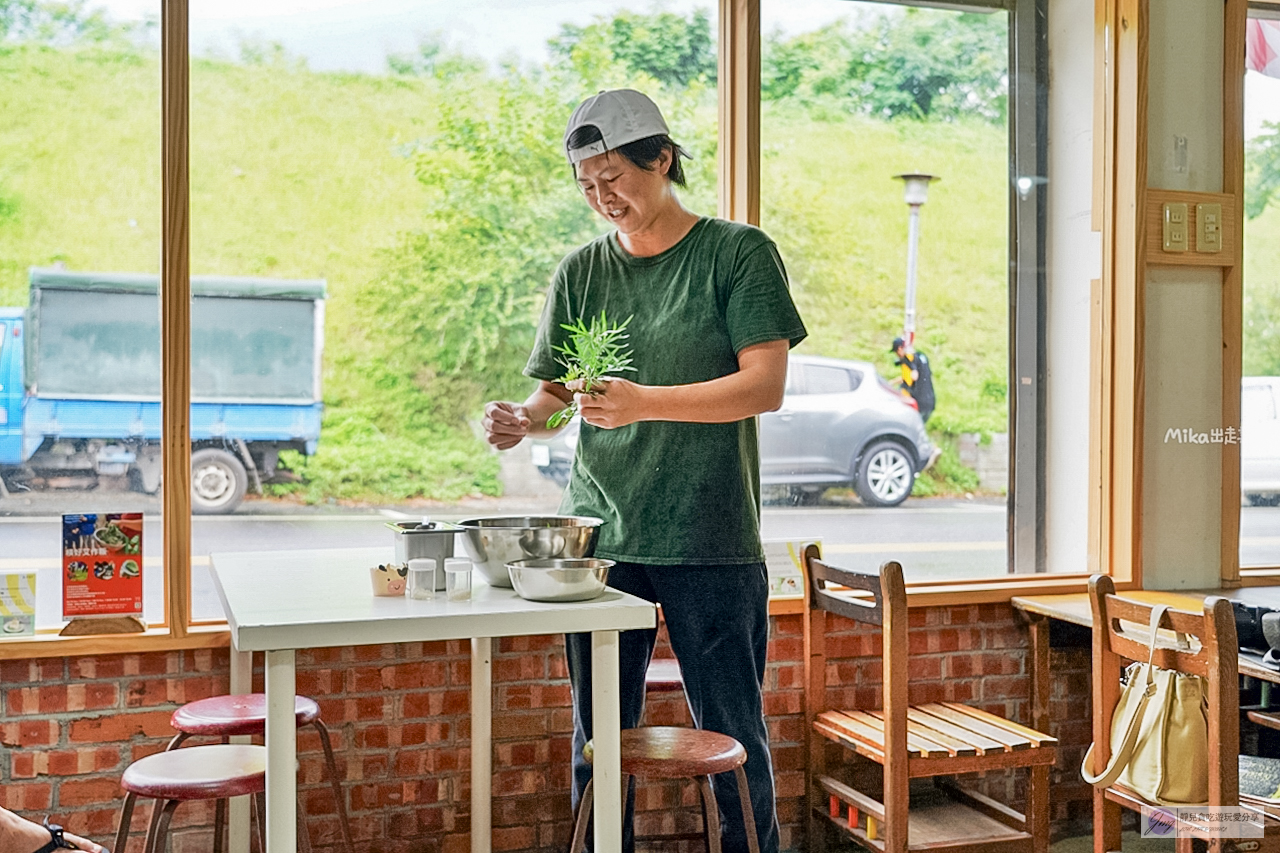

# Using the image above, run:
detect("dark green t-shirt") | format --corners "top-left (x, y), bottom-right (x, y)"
top-left (524, 216), bottom-right (807, 565)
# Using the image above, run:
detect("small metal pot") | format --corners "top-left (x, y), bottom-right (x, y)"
top-left (387, 521), bottom-right (460, 592)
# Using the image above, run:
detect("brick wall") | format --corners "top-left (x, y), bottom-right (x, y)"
top-left (0, 605), bottom-right (1092, 853)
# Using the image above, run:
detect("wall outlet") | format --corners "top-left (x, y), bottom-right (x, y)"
top-left (1163, 202), bottom-right (1188, 252)
top-left (1196, 202), bottom-right (1222, 253)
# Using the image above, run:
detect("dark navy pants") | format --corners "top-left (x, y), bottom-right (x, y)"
top-left (565, 561), bottom-right (779, 853)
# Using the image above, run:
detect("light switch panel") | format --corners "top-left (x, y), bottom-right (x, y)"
top-left (1196, 202), bottom-right (1222, 253)
top-left (1163, 202), bottom-right (1188, 252)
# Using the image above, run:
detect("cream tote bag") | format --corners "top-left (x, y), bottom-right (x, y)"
top-left (1081, 604), bottom-right (1209, 806)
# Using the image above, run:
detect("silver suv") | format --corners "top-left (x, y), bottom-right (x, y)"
top-left (529, 354), bottom-right (935, 507)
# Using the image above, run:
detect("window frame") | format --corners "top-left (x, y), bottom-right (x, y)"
top-left (3, 0), bottom-right (1206, 658)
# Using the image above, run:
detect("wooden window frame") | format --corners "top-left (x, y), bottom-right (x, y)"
top-left (10, 0), bottom-right (1250, 658)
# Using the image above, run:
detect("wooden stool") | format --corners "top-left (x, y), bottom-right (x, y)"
top-left (569, 726), bottom-right (760, 853)
top-left (113, 743), bottom-right (266, 853)
top-left (168, 693), bottom-right (353, 853)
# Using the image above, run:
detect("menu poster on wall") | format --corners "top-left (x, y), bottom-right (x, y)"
top-left (62, 513), bottom-right (143, 620)
top-left (0, 572), bottom-right (36, 636)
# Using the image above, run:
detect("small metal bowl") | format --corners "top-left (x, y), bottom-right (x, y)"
top-left (505, 558), bottom-right (614, 603)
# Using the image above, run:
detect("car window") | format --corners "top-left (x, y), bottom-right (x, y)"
top-left (1244, 384), bottom-right (1276, 422)
top-left (805, 365), bottom-right (855, 395)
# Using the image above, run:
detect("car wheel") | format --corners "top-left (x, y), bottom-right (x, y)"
top-left (191, 448), bottom-right (248, 514)
top-left (854, 441), bottom-right (915, 508)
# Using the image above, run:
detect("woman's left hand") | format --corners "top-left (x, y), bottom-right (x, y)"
top-left (570, 377), bottom-right (646, 429)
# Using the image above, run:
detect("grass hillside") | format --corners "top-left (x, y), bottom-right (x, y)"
top-left (15, 38), bottom-right (1238, 502)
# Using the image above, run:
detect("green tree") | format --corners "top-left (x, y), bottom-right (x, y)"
top-left (761, 8), bottom-right (1007, 122)
top-left (549, 8), bottom-right (715, 91)
top-left (847, 9), bottom-right (1007, 121)
top-left (1246, 122), bottom-right (1280, 219)
top-left (357, 70), bottom-right (603, 415)
top-left (1, 0), bottom-right (138, 45)
top-left (387, 33), bottom-right (486, 80)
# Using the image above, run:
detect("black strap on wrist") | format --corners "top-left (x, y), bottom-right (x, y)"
top-left (33, 817), bottom-right (81, 852)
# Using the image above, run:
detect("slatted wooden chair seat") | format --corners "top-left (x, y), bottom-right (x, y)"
top-left (803, 546), bottom-right (1057, 853)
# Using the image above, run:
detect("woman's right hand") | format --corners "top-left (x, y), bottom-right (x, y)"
top-left (482, 401), bottom-right (532, 450)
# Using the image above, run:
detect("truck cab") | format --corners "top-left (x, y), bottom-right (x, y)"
top-left (0, 309), bottom-right (22, 467)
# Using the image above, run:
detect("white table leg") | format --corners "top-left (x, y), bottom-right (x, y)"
top-left (265, 650), bottom-right (297, 853)
top-left (591, 630), bottom-right (622, 853)
top-left (471, 637), bottom-right (492, 853)
top-left (228, 648), bottom-right (254, 853)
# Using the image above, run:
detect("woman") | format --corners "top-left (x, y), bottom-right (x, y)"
top-left (482, 89), bottom-right (806, 853)
top-left (1, 808), bottom-right (109, 852)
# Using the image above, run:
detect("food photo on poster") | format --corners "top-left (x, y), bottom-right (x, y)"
top-left (61, 513), bottom-right (143, 620)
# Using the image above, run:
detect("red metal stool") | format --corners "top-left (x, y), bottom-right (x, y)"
top-left (569, 726), bottom-right (761, 853)
top-left (168, 693), bottom-right (354, 853)
top-left (113, 743), bottom-right (266, 853)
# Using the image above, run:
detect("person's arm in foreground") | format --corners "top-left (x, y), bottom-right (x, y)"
top-left (573, 338), bottom-right (789, 429)
top-left (0, 808), bottom-right (109, 852)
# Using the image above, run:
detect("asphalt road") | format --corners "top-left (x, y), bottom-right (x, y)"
top-left (4, 484), bottom-right (1279, 629)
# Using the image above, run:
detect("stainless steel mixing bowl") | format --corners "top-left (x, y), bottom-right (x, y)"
top-left (505, 558), bottom-right (614, 602)
top-left (456, 516), bottom-right (604, 588)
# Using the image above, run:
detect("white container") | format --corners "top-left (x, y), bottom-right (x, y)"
top-left (444, 558), bottom-right (472, 602)
top-left (407, 558), bottom-right (437, 601)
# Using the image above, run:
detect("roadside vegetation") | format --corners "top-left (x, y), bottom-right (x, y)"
top-left (7, 1), bottom-right (1275, 504)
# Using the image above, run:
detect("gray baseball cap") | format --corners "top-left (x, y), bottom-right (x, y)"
top-left (564, 89), bottom-right (670, 164)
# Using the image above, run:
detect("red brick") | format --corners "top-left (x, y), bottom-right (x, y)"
top-left (382, 661), bottom-right (447, 691)
top-left (59, 776), bottom-right (124, 807)
top-left (1, 660), bottom-right (63, 685)
top-left (1, 719), bottom-right (59, 747)
top-left (69, 711), bottom-right (175, 743)
top-left (353, 644), bottom-right (396, 663)
top-left (0, 783), bottom-right (53, 810)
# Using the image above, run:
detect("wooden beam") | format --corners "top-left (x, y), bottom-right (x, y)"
top-left (1222, 0), bottom-right (1248, 586)
top-left (717, 0), bottom-right (759, 224)
top-left (162, 0), bottom-right (192, 639)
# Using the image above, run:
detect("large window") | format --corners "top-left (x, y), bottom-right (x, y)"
top-left (757, 0), bottom-right (1092, 581)
top-left (0, 4), bottom-right (164, 630)
top-left (1239, 8), bottom-right (1280, 569)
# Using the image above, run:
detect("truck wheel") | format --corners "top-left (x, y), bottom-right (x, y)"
top-left (854, 440), bottom-right (915, 508)
top-left (191, 448), bottom-right (248, 514)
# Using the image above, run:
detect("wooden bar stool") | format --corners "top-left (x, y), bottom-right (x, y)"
top-left (167, 693), bottom-right (354, 853)
top-left (113, 743), bottom-right (266, 853)
top-left (569, 726), bottom-right (760, 853)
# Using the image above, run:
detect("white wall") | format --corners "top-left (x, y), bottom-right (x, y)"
top-left (1043, 0), bottom-right (1099, 574)
top-left (1140, 0), bottom-right (1225, 589)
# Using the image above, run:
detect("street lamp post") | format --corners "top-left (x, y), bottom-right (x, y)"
top-left (892, 172), bottom-right (939, 348)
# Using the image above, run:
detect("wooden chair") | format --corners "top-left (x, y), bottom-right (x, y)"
top-left (803, 546), bottom-right (1056, 853)
top-left (1087, 574), bottom-right (1280, 852)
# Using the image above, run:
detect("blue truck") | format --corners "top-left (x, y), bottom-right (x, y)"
top-left (0, 269), bottom-right (325, 513)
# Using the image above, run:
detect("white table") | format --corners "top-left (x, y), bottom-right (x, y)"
top-left (210, 546), bottom-right (656, 853)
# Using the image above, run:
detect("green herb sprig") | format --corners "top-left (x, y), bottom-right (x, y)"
top-left (547, 311), bottom-right (636, 428)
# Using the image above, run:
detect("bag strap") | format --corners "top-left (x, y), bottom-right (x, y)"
top-left (1081, 605), bottom-right (1168, 788)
